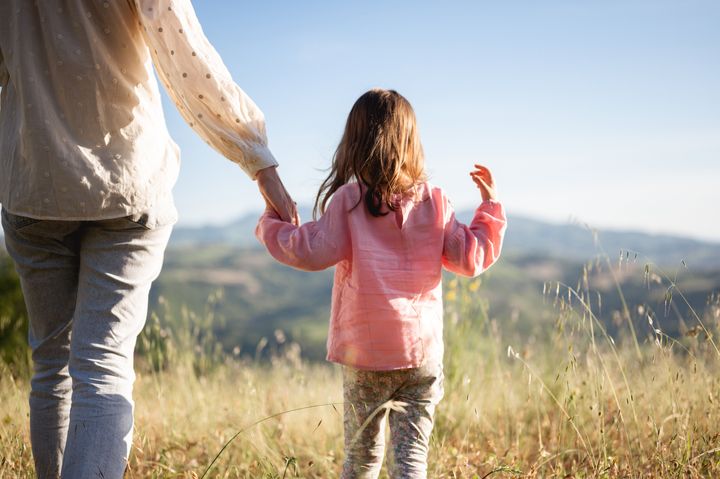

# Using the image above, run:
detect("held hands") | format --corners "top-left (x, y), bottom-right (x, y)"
top-left (470, 164), bottom-right (497, 202)
top-left (256, 166), bottom-right (300, 225)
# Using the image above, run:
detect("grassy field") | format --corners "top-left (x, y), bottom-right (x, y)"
top-left (151, 244), bottom-right (720, 364)
top-left (1, 266), bottom-right (720, 477)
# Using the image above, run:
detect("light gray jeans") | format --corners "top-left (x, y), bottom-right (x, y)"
top-left (1, 209), bottom-right (172, 479)
top-left (341, 361), bottom-right (444, 479)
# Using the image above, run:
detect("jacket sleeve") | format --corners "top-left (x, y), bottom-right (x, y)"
top-left (255, 193), bottom-right (351, 271)
top-left (135, 0), bottom-right (277, 178)
top-left (442, 197), bottom-right (507, 277)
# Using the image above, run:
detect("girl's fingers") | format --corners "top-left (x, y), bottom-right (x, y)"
top-left (472, 173), bottom-right (495, 189)
top-left (476, 167), bottom-right (493, 182)
top-left (470, 171), bottom-right (494, 187)
top-left (471, 166), bottom-right (497, 201)
top-left (471, 176), bottom-right (490, 191)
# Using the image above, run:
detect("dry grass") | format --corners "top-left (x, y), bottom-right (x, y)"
top-left (2, 338), bottom-right (719, 477)
top-left (2, 263), bottom-right (720, 477)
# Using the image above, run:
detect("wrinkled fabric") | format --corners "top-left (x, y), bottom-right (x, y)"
top-left (341, 362), bottom-right (444, 479)
top-left (256, 182), bottom-right (507, 370)
top-left (0, 0), bottom-right (276, 221)
top-left (2, 209), bottom-right (172, 479)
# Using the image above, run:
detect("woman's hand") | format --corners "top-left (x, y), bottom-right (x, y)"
top-left (256, 166), bottom-right (300, 224)
top-left (470, 164), bottom-right (497, 202)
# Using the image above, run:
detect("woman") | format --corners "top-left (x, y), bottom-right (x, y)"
top-left (0, 1), bottom-right (295, 477)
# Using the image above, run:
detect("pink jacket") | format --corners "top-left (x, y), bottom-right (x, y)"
top-left (255, 182), bottom-right (506, 370)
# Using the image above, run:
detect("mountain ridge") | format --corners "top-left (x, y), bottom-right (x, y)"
top-left (169, 207), bottom-right (720, 270)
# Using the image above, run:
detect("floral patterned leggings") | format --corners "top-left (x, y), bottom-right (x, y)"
top-left (341, 362), bottom-right (444, 479)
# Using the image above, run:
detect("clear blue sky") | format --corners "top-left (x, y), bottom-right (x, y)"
top-left (165, 1), bottom-right (720, 241)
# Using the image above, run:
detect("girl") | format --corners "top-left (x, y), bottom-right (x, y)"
top-left (256, 89), bottom-right (506, 478)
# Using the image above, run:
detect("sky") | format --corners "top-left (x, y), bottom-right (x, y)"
top-left (164, 1), bottom-right (720, 241)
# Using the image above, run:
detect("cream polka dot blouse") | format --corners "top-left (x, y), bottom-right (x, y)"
top-left (0, 0), bottom-right (278, 221)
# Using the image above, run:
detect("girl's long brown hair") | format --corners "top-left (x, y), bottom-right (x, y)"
top-left (313, 89), bottom-right (426, 219)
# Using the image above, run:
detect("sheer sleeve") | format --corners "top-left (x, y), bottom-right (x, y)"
top-left (135, 0), bottom-right (277, 178)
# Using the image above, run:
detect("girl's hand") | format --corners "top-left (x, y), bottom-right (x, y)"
top-left (470, 164), bottom-right (497, 202)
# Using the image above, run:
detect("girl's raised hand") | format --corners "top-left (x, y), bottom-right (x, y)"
top-left (470, 164), bottom-right (497, 202)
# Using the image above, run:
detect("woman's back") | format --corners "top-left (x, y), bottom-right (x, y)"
top-left (0, 0), bottom-right (276, 222)
top-left (0, 1), bottom-right (174, 219)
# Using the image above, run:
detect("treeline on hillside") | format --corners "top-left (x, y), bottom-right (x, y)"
top-left (2, 244), bottom-right (720, 379)
top-left (151, 244), bottom-right (720, 361)
top-left (0, 255), bottom-right (30, 376)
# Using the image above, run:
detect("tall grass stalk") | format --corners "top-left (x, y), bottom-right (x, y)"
top-left (1, 251), bottom-right (719, 477)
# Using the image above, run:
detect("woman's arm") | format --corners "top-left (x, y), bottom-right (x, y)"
top-left (135, 0), bottom-right (276, 178)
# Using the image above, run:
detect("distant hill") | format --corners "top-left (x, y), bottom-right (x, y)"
top-left (170, 208), bottom-right (720, 270)
top-left (2, 207), bottom-right (716, 269)
top-left (152, 242), bottom-right (720, 361)
top-left (500, 215), bottom-right (720, 270)
top-left (1, 208), bottom-right (718, 361)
